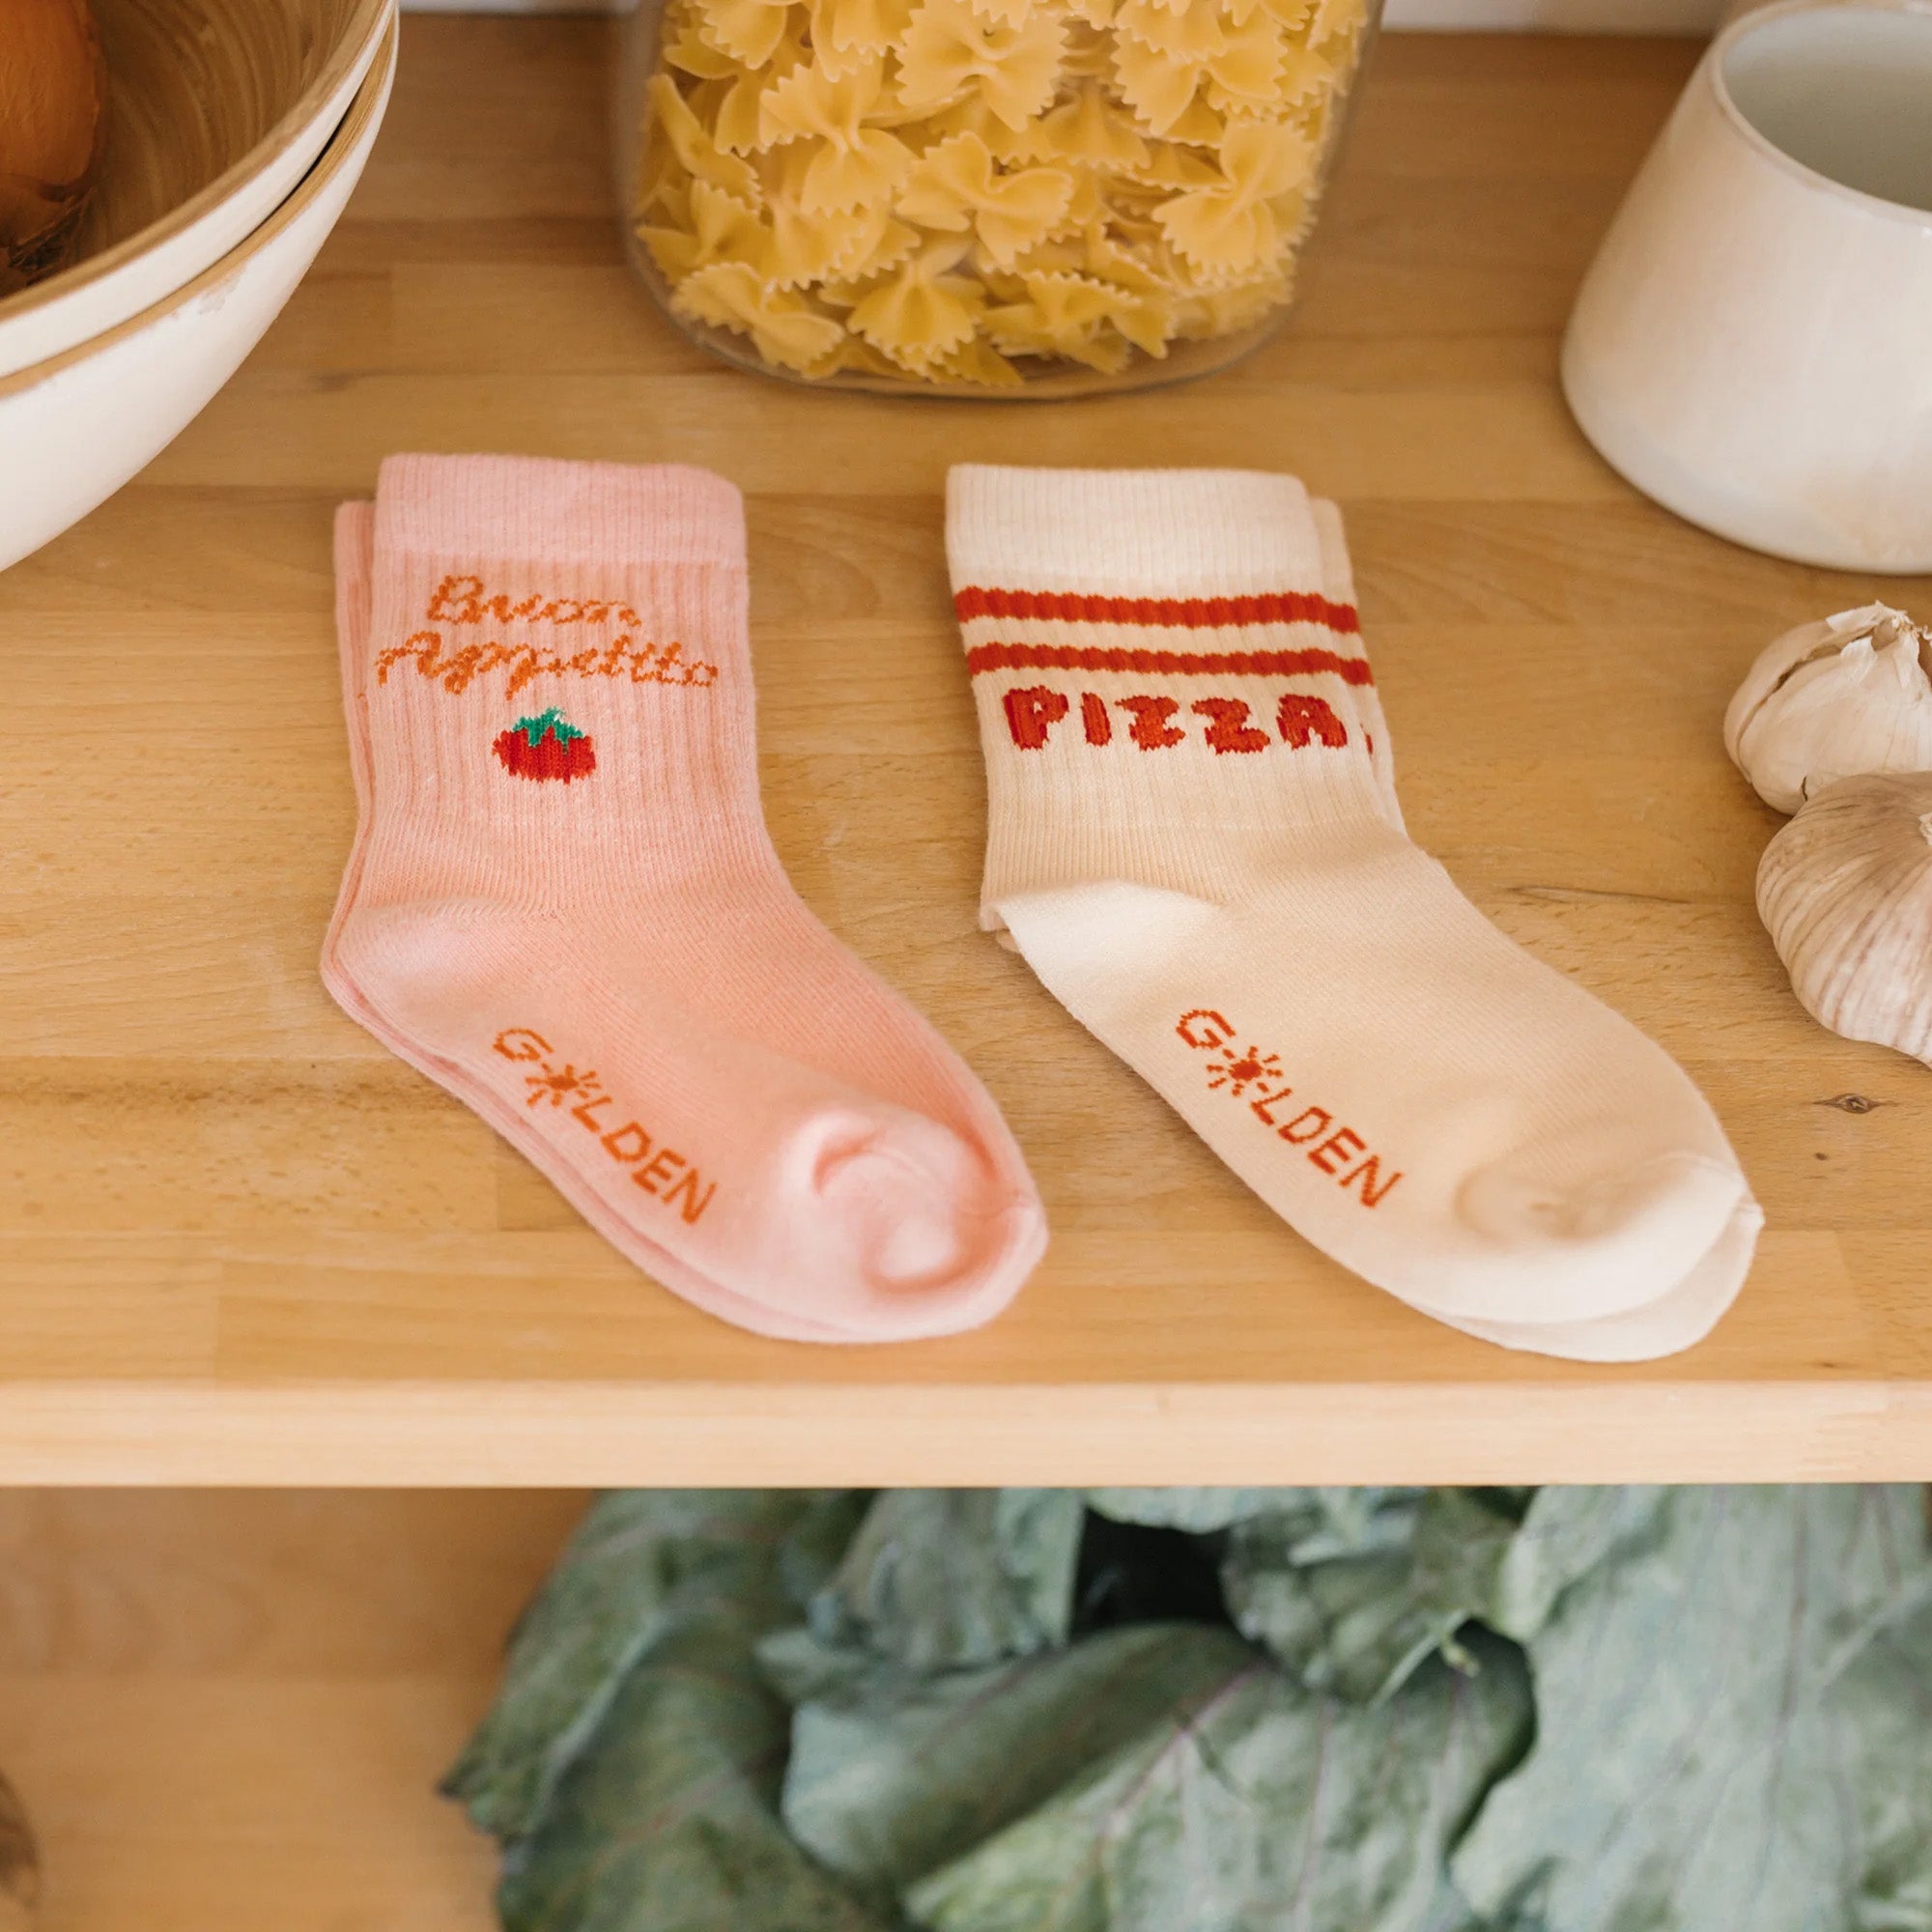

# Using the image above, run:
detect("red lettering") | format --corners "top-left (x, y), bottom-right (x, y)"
top-left (601, 1122), bottom-right (652, 1162)
top-left (1192, 697), bottom-right (1269, 754)
top-left (428, 579), bottom-right (643, 630)
top-left (634, 1148), bottom-right (686, 1196)
top-left (1177, 1009), bottom-right (1235, 1050)
top-left (1308, 1127), bottom-right (1366, 1177)
top-left (1250, 1084), bottom-right (1295, 1126)
top-left (1278, 1106), bottom-right (1333, 1145)
top-left (1003, 686), bottom-right (1069, 750)
top-left (505, 650), bottom-right (565, 699)
top-left (1277, 693), bottom-right (1349, 750)
top-left (640, 642), bottom-right (716, 688)
top-left (492, 1028), bottom-right (554, 1063)
top-left (433, 643), bottom-right (486, 692)
top-left (427, 574), bottom-right (483, 623)
top-left (374, 630), bottom-right (443, 686)
top-left (1081, 693), bottom-right (1112, 745)
top-left (665, 1168), bottom-right (717, 1224)
top-left (1120, 695), bottom-right (1185, 749)
top-left (1340, 1156), bottom-right (1403, 1208)
top-left (571, 1093), bottom-right (615, 1131)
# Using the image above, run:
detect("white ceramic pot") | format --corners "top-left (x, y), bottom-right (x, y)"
top-left (1562, 0), bottom-right (1932, 573)
top-left (0, 0), bottom-right (394, 381)
top-left (0, 21), bottom-right (396, 575)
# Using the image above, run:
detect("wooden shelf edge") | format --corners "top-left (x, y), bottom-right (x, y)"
top-left (0, 1378), bottom-right (1924, 1485)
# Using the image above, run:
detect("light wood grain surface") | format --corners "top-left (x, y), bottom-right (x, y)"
top-left (0, 1490), bottom-right (578, 1931)
top-left (3, 21), bottom-right (1930, 1485)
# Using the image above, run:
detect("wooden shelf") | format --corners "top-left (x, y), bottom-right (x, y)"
top-left (5, 20), bottom-right (1931, 1486)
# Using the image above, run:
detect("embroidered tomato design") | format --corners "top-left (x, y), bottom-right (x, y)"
top-left (494, 708), bottom-right (596, 782)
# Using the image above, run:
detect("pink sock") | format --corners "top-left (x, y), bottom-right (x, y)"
top-left (322, 456), bottom-right (1046, 1342)
top-left (326, 504), bottom-right (861, 1342)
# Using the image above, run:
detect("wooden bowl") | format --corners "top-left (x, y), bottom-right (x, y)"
top-left (0, 17), bottom-right (396, 571)
top-left (0, 0), bottom-right (391, 379)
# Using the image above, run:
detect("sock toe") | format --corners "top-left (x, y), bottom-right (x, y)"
top-left (1428, 1195), bottom-right (1765, 1362)
top-left (797, 1109), bottom-right (1040, 1332)
top-left (1451, 1147), bottom-right (1751, 1326)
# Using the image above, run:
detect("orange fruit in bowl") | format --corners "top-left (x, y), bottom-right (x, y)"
top-left (0, 0), bottom-right (107, 294)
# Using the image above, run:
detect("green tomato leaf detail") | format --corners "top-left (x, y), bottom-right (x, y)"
top-left (513, 707), bottom-right (587, 747)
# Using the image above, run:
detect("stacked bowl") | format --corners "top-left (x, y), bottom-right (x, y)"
top-left (0, 0), bottom-right (397, 570)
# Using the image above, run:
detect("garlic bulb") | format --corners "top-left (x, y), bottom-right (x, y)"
top-left (1757, 772), bottom-right (1932, 1065)
top-left (1723, 604), bottom-right (1932, 814)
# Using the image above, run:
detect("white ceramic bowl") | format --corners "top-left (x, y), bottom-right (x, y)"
top-left (0, 0), bottom-right (393, 381)
top-left (0, 19), bottom-right (396, 574)
top-left (1562, 0), bottom-right (1932, 573)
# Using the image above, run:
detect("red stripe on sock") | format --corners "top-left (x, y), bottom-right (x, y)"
top-left (953, 586), bottom-right (1362, 634)
top-left (965, 642), bottom-right (1375, 684)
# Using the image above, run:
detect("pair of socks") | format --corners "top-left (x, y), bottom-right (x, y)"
top-left (324, 455), bottom-right (1044, 1343)
top-left (949, 466), bottom-right (1760, 1361)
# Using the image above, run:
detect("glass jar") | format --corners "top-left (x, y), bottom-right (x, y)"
top-left (613, 0), bottom-right (1381, 395)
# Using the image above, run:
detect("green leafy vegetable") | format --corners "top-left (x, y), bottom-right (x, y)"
top-left (445, 1490), bottom-right (862, 1843)
top-left (497, 1609), bottom-right (888, 1932)
top-left (1085, 1489), bottom-right (1314, 1533)
top-left (445, 1492), bottom-right (773, 1839)
top-left (1224, 1488), bottom-right (1541, 1703)
top-left (1453, 1485), bottom-right (1932, 1932)
top-left (781, 1625), bottom-right (1264, 1899)
top-left (816, 1489), bottom-right (1085, 1669)
top-left (905, 1633), bottom-right (1529, 1932)
top-left (449, 1485), bottom-right (1932, 1932)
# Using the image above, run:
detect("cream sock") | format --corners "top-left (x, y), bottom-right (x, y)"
top-left (324, 455), bottom-right (1046, 1343)
top-left (1309, 491), bottom-right (1759, 1361)
top-left (949, 465), bottom-right (1760, 1357)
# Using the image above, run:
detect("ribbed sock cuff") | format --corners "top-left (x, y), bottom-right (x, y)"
top-left (1309, 498), bottom-right (1356, 607)
top-left (333, 500), bottom-right (375, 630)
top-left (374, 455), bottom-right (745, 567)
top-left (947, 466), bottom-right (1327, 598)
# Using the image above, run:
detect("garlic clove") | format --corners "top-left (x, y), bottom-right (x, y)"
top-left (1756, 771), bottom-right (1932, 1065)
top-left (1722, 603), bottom-right (1894, 767)
top-left (1725, 604), bottom-right (1932, 813)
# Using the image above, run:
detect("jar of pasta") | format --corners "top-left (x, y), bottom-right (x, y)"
top-left (614, 0), bottom-right (1381, 393)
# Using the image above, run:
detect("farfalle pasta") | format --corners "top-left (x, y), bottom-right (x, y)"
top-left (897, 131), bottom-right (1074, 268)
top-left (1155, 118), bottom-right (1311, 273)
top-left (621, 0), bottom-right (1376, 387)
top-left (895, 0), bottom-right (1068, 128)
